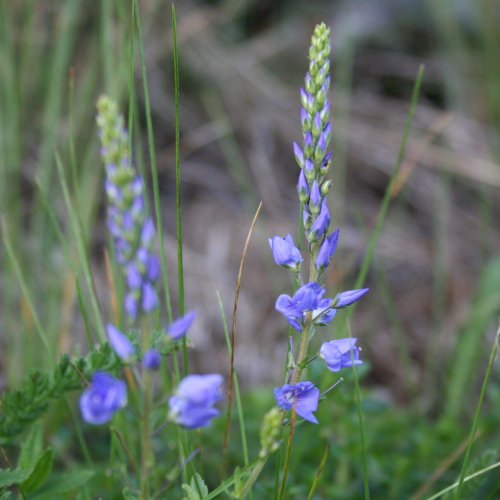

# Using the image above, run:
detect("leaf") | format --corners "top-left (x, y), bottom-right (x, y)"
top-left (0, 468), bottom-right (31, 489)
top-left (18, 424), bottom-right (43, 470)
top-left (29, 470), bottom-right (95, 500)
top-left (182, 473), bottom-right (209, 500)
top-left (20, 448), bottom-right (53, 493)
top-left (122, 487), bottom-right (140, 500)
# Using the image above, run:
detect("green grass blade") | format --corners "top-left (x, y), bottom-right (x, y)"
top-left (1, 218), bottom-right (53, 362)
top-left (55, 153), bottom-right (106, 342)
top-left (217, 291), bottom-right (250, 468)
top-left (171, 4), bottom-right (188, 375)
top-left (425, 461), bottom-right (500, 500)
top-left (348, 321), bottom-right (370, 500)
top-left (339, 64), bottom-right (425, 334)
top-left (133, 0), bottom-right (173, 326)
top-left (454, 323), bottom-right (500, 499)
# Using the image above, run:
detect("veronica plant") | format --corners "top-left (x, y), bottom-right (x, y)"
top-left (271, 23), bottom-right (368, 419)
top-left (77, 96), bottom-right (224, 499)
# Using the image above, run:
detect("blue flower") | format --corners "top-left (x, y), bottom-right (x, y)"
top-left (79, 372), bottom-right (127, 425)
top-left (106, 323), bottom-right (135, 361)
top-left (319, 338), bottom-right (363, 372)
top-left (334, 288), bottom-right (369, 307)
top-left (268, 234), bottom-right (303, 271)
top-left (142, 349), bottom-right (162, 370)
top-left (274, 381), bottom-right (320, 423)
top-left (167, 311), bottom-right (197, 340)
top-left (315, 229), bottom-right (340, 270)
top-left (275, 282), bottom-right (328, 332)
top-left (168, 374), bottom-right (223, 429)
top-left (310, 198), bottom-right (330, 239)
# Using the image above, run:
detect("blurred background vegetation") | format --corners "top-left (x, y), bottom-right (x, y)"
top-left (1, 1), bottom-right (499, 498)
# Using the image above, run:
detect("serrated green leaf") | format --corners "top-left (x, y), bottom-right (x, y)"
top-left (0, 468), bottom-right (31, 488)
top-left (122, 486), bottom-right (140, 500)
top-left (20, 448), bottom-right (53, 493)
top-left (182, 473), bottom-right (209, 500)
top-left (29, 470), bottom-right (95, 500)
top-left (18, 425), bottom-right (43, 470)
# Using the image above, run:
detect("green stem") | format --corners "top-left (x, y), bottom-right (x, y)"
top-left (291, 243), bottom-right (319, 384)
top-left (238, 458), bottom-right (267, 499)
top-left (140, 317), bottom-right (154, 499)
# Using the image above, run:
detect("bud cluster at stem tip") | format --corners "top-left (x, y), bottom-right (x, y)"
top-left (97, 96), bottom-right (160, 319)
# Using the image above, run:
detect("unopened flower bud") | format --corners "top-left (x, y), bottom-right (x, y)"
top-left (259, 408), bottom-right (282, 458)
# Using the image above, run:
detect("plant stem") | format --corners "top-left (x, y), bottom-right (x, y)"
top-left (140, 317), bottom-right (154, 499)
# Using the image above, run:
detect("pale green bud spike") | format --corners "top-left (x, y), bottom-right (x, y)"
top-left (259, 408), bottom-right (282, 458)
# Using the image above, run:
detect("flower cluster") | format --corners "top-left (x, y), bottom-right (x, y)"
top-left (80, 97), bottom-right (223, 430)
top-left (270, 24), bottom-right (368, 423)
top-left (97, 96), bottom-right (160, 320)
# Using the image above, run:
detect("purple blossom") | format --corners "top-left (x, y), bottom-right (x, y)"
top-left (142, 349), bottom-right (162, 370)
top-left (297, 171), bottom-right (309, 201)
top-left (293, 142), bottom-right (304, 167)
top-left (141, 282), bottom-right (158, 312)
top-left (168, 374), bottom-right (223, 429)
top-left (275, 282), bottom-right (327, 332)
top-left (315, 229), bottom-right (340, 270)
top-left (310, 198), bottom-right (330, 239)
top-left (319, 338), bottom-right (363, 372)
top-left (167, 311), bottom-right (197, 340)
top-left (335, 288), bottom-right (369, 307)
top-left (304, 158), bottom-right (315, 174)
top-left (79, 372), bottom-right (127, 425)
top-left (310, 181), bottom-right (321, 209)
top-left (107, 324), bottom-right (135, 361)
top-left (274, 381), bottom-right (319, 423)
top-left (269, 234), bottom-right (303, 271)
top-left (304, 130), bottom-right (314, 155)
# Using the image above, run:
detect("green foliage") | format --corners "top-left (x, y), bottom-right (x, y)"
top-left (20, 448), bottom-right (53, 493)
top-left (0, 343), bottom-right (119, 442)
top-left (182, 473), bottom-right (209, 500)
top-left (29, 470), bottom-right (95, 500)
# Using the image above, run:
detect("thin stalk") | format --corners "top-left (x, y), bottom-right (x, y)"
top-left (222, 202), bottom-right (262, 477)
top-left (277, 406), bottom-right (297, 500)
top-left (338, 65), bottom-right (425, 337)
top-left (348, 322), bottom-right (370, 500)
top-left (217, 291), bottom-right (250, 470)
top-left (133, 0), bottom-right (173, 324)
top-left (454, 323), bottom-right (499, 499)
top-left (425, 461), bottom-right (500, 500)
top-left (306, 443), bottom-right (329, 500)
top-left (140, 316), bottom-right (154, 499)
top-left (1, 218), bottom-right (53, 362)
top-left (171, 5), bottom-right (188, 373)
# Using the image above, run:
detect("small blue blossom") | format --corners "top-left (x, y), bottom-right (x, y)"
top-left (274, 381), bottom-right (320, 424)
top-left (142, 349), bottom-right (162, 370)
top-left (334, 288), bottom-right (369, 307)
top-left (269, 234), bottom-right (303, 271)
top-left (315, 229), bottom-right (340, 270)
top-left (107, 323), bottom-right (135, 361)
top-left (167, 311), bottom-right (197, 340)
top-left (275, 282), bottom-right (330, 332)
top-left (309, 198), bottom-right (330, 240)
top-left (168, 374), bottom-right (223, 429)
top-left (319, 338), bottom-right (363, 372)
top-left (79, 372), bottom-right (127, 425)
